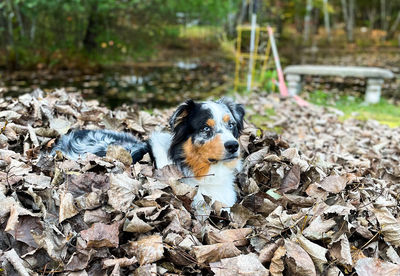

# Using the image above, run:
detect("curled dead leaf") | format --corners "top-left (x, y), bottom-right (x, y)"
top-left (280, 165), bottom-right (300, 193)
top-left (206, 228), bottom-right (253, 246)
top-left (319, 175), bottom-right (347, 194)
top-left (355, 258), bottom-right (400, 276)
top-left (59, 192), bottom-right (79, 223)
top-left (269, 245), bottom-right (286, 276)
top-left (127, 235), bottom-right (164, 265)
top-left (192, 242), bottom-right (241, 264)
top-left (210, 253), bottom-right (269, 276)
top-left (106, 145), bottom-right (133, 166)
top-left (80, 222), bottom-right (119, 248)
top-left (373, 207), bottom-right (400, 247)
top-left (285, 240), bottom-right (316, 276)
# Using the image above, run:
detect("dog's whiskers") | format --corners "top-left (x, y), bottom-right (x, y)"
top-left (179, 173), bottom-right (215, 180)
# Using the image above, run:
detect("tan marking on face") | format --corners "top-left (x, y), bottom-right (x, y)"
top-left (223, 114), bottom-right (230, 122)
top-left (183, 135), bottom-right (224, 179)
top-left (206, 119), bottom-right (215, 127)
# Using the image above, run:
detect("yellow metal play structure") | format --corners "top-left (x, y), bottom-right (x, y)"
top-left (234, 25), bottom-right (273, 91)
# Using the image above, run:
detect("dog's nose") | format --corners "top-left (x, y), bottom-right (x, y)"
top-left (224, 141), bottom-right (239, 154)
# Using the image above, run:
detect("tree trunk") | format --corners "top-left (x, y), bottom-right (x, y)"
top-left (5, 0), bottom-right (13, 46)
top-left (237, 0), bottom-right (247, 25)
top-left (323, 0), bottom-right (331, 41)
top-left (30, 16), bottom-right (36, 42)
top-left (83, 1), bottom-right (99, 51)
top-left (342, 0), bottom-right (354, 42)
top-left (226, 0), bottom-right (235, 37)
top-left (387, 11), bottom-right (400, 39)
top-left (380, 0), bottom-right (388, 32)
top-left (303, 0), bottom-right (313, 44)
top-left (275, 0), bottom-right (283, 35)
top-left (367, 7), bottom-right (377, 30)
top-left (347, 0), bottom-right (354, 42)
top-left (0, 12), bottom-right (6, 47)
top-left (13, 1), bottom-right (25, 38)
top-left (294, 2), bottom-right (302, 33)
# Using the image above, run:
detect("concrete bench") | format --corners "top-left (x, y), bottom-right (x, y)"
top-left (283, 65), bottom-right (394, 103)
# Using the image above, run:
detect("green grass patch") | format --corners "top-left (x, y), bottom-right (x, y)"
top-left (178, 25), bottom-right (223, 39)
top-left (247, 108), bottom-right (283, 133)
top-left (309, 90), bottom-right (400, 128)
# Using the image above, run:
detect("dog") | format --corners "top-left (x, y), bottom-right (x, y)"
top-left (52, 98), bottom-right (245, 210)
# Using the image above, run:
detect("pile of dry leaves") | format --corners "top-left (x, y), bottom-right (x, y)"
top-left (0, 89), bottom-right (399, 275)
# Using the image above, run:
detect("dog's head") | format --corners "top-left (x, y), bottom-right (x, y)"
top-left (168, 98), bottom-right (245, 177)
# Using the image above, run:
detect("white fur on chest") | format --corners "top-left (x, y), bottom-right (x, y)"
top-left (183, 162), bottom-right (240, 208)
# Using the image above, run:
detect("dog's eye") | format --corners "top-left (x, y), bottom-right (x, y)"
top-left (227, 122), bottom-right (235, 129)
top-left (201, 126), bottom-right (211, 133)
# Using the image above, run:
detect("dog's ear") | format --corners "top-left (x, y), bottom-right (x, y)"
top-left (219, 97), bottom-right (245, 132)
top-left (169, 99), bottom-right (196, 131)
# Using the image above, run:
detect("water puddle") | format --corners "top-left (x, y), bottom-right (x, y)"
top-left (0, 60), bottom-right (233, 109)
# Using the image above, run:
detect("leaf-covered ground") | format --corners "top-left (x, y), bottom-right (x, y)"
top-left (0, 89), bottom-right (399, 275)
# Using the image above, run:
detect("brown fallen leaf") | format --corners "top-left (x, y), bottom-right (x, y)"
top-left (296, 234), bottom-right (328, 272)
top-left (3, 249), bottom-right (33, 276)
top-left (305, 182), bottom-right (328, 200)
top-left (67, 172), bottom-right (109, 197)
top-left (83, 208), bottom-right (111, 224)
top-left (108, 172), bottom-right (141, 213)
top-left (319, 175), bottom-right (347, 193)
top-left (65, 252), bottom-right (90, 271)
top-left (285, 240), bottom-right (316, 276)
top-left (280, 165), bottom-right (300, 193)
top-left (326, 266), bottom-right (344, 276)
top-left (269, 245), bottom-right (286, 276)
top-left (24, 173), bottom-right (51, 190)
top-left (59, 192), bottom-right (79, 223)
top-left (329, 234), bottom-right (353, 269)
top-left (127, 235), bottom-right (164, 265)
top-left (241, 147), bottom-right (270, 173)
top-left (32, 227), bottom-right (67, 262)
top-left (355, 258), bottom-right (400, 276)
top-left (281, 148), bottom-right (300, 161)
top-left (106, 145), bottom-right (133, 166)
top-left (210, 253), bottom-right (269, 276)
top-left (258, 241), bottom-right (281, 264)
top-left (373, 207), bottom-right (400, 247)
top-left (80, 222), bottom-right (119, 248)
top-left (206, 227), bottom-right (253, 247)
top-left (230, 204), bottom-right (256, 228)
top-left (6, 215), bottom-right (43, 248)
top-left (302, 216), bottom-right (336, 240)
top-left (133, 263), bottom-right (157, 276)
top-left (102, 256), bottom-right (138, 268)
top-left (386, 246), bottom-right (400, 265)
top-left (49, 117), bottom-right (71, 135)
top-left (242, 191), bottom-right (278, 214)
top-left (123, 214), bottom-right (154, 233)
top-left (192, 242), bottom-right (241, 264)
top-left (154, 164), bottom-right (184, 182)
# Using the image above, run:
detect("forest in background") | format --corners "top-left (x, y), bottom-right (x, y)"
top-left (0, 0), bottom-right (399, 70)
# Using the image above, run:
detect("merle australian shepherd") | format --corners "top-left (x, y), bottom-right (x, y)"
top-left (52, 98), bottom-right (245, 211)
